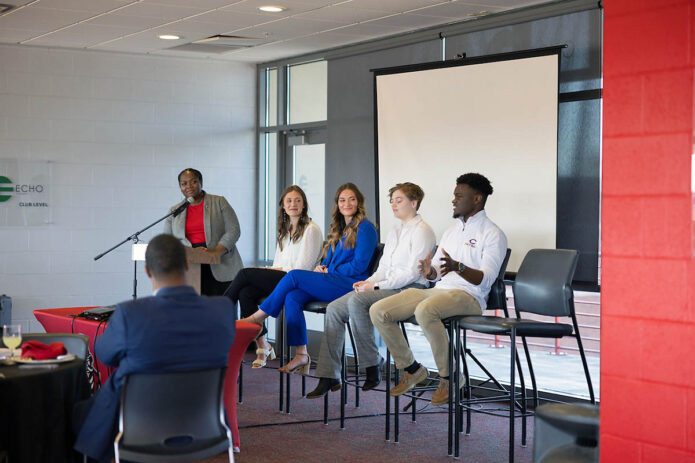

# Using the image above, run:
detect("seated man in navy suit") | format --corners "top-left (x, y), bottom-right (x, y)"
top-left (74, 233), bottom-right (236, 462)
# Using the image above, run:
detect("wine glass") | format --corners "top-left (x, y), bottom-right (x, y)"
top-left (2, 325), bottom-right (22, 359)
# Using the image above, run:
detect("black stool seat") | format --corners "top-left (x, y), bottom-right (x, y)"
top-left (539, 444), bottom-right (597, 463)
top-left (536, 403), bottom-right (599, 440)
top-left (303, 301), bottom-right (329, 314)
top-left (535, 403), bottom-right (599, 463)
top-left (459, 316), bottom-right (573, 338)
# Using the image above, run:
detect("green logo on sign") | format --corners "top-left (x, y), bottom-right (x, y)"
top-left (0, 176), bottom-right (12, 202)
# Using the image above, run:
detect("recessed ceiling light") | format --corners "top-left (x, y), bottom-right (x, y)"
top-left (258, 5), bottom-right (286, 13)
top-left (158, 34), bottom-right (181, 40)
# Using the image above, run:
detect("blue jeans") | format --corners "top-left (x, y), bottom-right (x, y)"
top-left (259, 270), bottom-right (354, 346)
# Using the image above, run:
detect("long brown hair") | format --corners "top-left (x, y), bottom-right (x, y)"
top-left (324, 183), bottom-right (367, 256)
top-left (277, 185), bottom-right (311, 251)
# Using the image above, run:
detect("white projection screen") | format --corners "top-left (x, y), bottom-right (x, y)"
top-left (375, 51), bottom-right (559, 273)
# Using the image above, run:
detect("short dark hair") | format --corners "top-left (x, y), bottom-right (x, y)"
top-left (456, 173), bottom-right (493, 198)
top-left (177, 168), bottom-right (203, 185)
top-left (146, 234), bottom-right (187, 277)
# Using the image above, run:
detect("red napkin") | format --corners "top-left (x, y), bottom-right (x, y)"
top-left (21, 341), bottom-right (67, 360)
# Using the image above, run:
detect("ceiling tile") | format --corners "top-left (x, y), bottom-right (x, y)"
top-left (332, 21), bottom-right (407, 37)
top-left (110, 2), bottom-right (207, 20)
top-left (343, 0), bottom-right (442, 14)
top-left (151, 20), bottom-right (239, 38)
top-left (295, 4), bottom-right (392, 23)
top-left (411, 2), bottom-right (506, 18)
top-left (0, 7), bottom-right (95, 32)
top-left (219, 0), bottom-right (323, 16)
top-left (462, 0), bottom-right (549, 7)
top-left (230, 16), bottom-right (346, 41)
top-left (30, 23), bottom-right (144, 47)
top-left (188, 10), bottom-right (272, 28)
top-left (0, 0), bottom-right (559, 63)
top-left (86, 14), bottom-right (168, 29)
top-left (36, 0), bottom-right (132, 12)
top-left (361, 12), bottom-right (456, 29)
top-left (94, 34), bottom-right (164, 52)
top-left (142, 0), bottom-right (243, 7)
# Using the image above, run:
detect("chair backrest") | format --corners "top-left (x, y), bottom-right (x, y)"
top-left (485, 248), bottom-right (511, 311)
top-left (513, 249), bottom-right (579, 317)
top-left (118, 368), bottom-right (229, 451)
top-left (21, 333), bottom-right (89, 359)
top-left (367, 243), bottom-right (385, 275)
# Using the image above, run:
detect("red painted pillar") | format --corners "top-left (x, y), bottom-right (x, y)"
top-left (601, 1), bottom-right (695, 461)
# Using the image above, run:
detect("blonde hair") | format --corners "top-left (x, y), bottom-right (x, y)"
top-left (388, 182), bottom-right (425, 210)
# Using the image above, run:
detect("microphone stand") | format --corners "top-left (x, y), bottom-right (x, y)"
top-left (94, 201), bottom-right (188, 300)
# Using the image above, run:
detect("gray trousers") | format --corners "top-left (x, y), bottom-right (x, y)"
top-left (315, 289), bottom-right (402, 380)
top-left (370, 288), bottom-right (481, 377)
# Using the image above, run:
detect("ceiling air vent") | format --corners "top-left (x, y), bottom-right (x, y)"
top-left (168, 34), bottom-right (267, 54)
top-left (0, 4), bottom-right (15, 15)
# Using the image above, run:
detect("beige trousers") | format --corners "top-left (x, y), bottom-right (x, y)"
top-left (369, 288), bottom-right (481, 377)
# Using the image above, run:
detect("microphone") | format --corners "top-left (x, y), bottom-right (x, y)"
top-left (172, 197), bottom-right (193, 217)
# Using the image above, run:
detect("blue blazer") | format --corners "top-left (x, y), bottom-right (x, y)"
top-left (322, 220), bottom-right (378, 284)
top-left (74, 286), bottom-right (236, 461)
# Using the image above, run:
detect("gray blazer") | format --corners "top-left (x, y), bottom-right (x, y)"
top-left (163, 193), bottom-right (242, 282)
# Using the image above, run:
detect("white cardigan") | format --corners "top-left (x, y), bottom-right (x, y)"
top-left (272, 221), bottom-right (323, 272)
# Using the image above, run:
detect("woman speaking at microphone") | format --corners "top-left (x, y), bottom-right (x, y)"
top-left (164, 168), bottom-right (242, 296)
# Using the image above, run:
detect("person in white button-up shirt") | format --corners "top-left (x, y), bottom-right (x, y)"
top-left (307, 182), bottom-right (436, 399)
top-left (223, 185), bottom-right (323, 369)
top-left (370, 173), bottom-right (508, 406)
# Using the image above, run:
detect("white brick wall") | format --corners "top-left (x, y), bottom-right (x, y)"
top-left (0, 45), bottom-right (257, 332)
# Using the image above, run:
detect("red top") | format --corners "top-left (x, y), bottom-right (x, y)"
top-left (185, 199), bottom-right (206, 244)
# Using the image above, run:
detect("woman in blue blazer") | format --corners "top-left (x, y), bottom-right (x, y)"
top-left (241, 183), bottom-right (378, 374)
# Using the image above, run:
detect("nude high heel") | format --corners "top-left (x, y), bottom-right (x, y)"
top-left (278, 353), bottom-right (311, 375)
top-left (252, 347), bottom-right (276, 369)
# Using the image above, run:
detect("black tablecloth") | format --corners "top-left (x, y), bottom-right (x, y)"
top-left (0, 359), bottom-right (91, 463)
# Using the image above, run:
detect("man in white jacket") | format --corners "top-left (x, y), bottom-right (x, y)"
top-left (370, 173), bottom-right (507, 406)
top-left (307, 182), bottom-right (436, 398)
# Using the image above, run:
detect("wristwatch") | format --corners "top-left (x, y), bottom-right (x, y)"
top-left (458, 262), bottom-right (466, 273)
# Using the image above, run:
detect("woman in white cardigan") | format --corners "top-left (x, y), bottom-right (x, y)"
top-left (224, 185), bottom-right (322, 368)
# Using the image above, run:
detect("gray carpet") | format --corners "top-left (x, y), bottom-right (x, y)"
top-left (200, 354), bottom-right (534, 463)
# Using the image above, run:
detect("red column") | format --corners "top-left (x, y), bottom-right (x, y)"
top-left (602, 1), bottom-right (695, 461)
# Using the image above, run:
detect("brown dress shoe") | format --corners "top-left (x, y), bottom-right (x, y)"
top-left (431, 378), bottom-right (450, 406)
top-left (390, 365), bottom-right (428, 396)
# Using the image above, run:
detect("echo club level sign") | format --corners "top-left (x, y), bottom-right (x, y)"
top-left (0, 159), bottom-right (52, 226)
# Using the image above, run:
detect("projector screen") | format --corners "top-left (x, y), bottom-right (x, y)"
top-left (375, 50), bottom-right (560, 273)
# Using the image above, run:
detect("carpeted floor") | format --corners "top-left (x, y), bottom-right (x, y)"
top-left (200, 354), bottom-right (534, 463)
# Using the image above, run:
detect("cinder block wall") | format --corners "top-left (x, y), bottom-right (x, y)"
top-left (601, 1), bottom-right (695, 460)
top-left (0, 45), bottom-right (256, 331)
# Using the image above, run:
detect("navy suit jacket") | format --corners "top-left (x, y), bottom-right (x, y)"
top-left (74, 285), bottom-right (236, 461)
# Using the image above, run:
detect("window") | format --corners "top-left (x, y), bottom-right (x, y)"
top-left (258, 61), bottom-right (327, 261)
top-left (288, 61), bottom-right (327, 124)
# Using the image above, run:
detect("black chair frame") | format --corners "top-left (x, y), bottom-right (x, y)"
top-left (386, 248), bottom-right (514, 456)
top-left (454, 249), bottom-right (596, 462)
top-left (277, 243), bottom-right (385, 428)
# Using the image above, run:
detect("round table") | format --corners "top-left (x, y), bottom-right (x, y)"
top-left (0, 358), bottom-right (90, 463)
